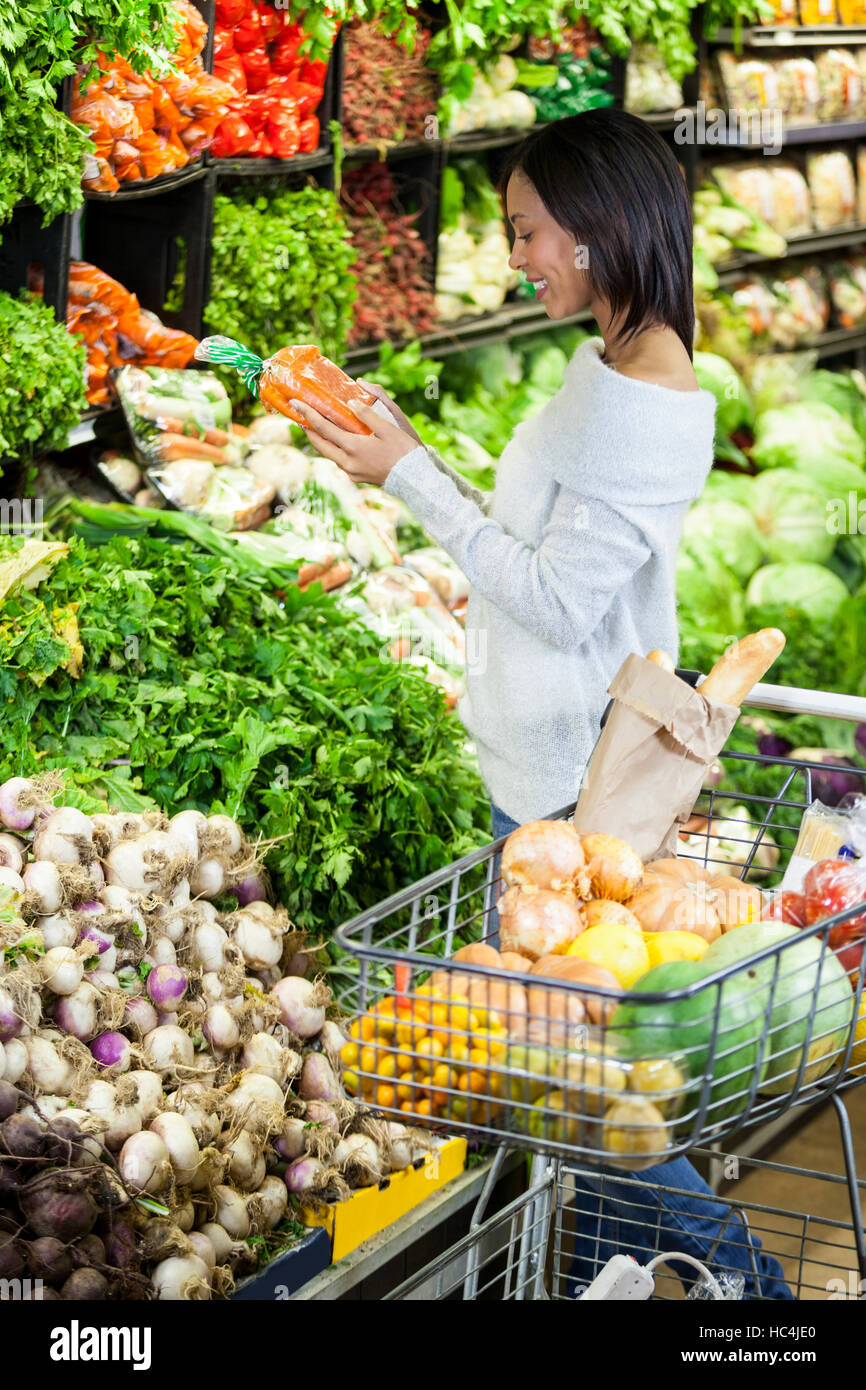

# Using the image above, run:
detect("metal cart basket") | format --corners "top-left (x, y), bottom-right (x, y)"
top-left (335, 680), bottom-right (866, 1168)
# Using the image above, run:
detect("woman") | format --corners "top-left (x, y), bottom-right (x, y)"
top-left (291, 108), bottom-right (791, 1298)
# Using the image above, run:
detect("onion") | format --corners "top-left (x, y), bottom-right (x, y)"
top-left (124, 995), bottom-right (158, 1038)
top-left (501, 820), bottom-right (590, 894)
top-left (33, 807), bottom-right (93, 866)
top-left (241, 1032), bottom-right (298, 1083)
top-left (582, 900), bottom-right (642, 932)
top-left (0, 777), bottom-right (42, 831)
top-left (190, 858), bottom-right (225, 898)
top-left (214, 1185), bottom-right (250, 1239)
top-left (152, 1253), bottom-right (211, 1300)
top-left (4, 1038), bottom-right (27, 1084)
top-left (23, 862), bottom-right (64, 916)
top-left (25, 1036), bottom-right (75, 1095)
top-left (38, 912), bottom-right (76, 950)
top-left (90, 1032), bottom-right (131, 1071)
top-left (54, 982), bottom-right (100, 1041)
top-left (298, 1053), bottom-right (343, 1103)
top-left (202, 1004), bottom-right (240, 1051)
top-left (0, 834), bottom-right (25, 874)
top-left (198, 1222), bottom-right (233, 1263)
top-left (498, 886), bottom-right (585, 960)
top-left (119, 1131), bottom-right (172, 1194)
top-left (143, 1025), bottom-right (194, 1073)
top-left (127, 1069), bottom-right (163, 1124)
top-left (627, 875), bottom-right (721, 942)
top-left (146, 965), bottom-right (188, 1011)
top-left (270, 977), bottom-right (327, 1037)
top-left (187, 1230), bottom-right (216, 1269)
top-left (254, 1175), bottom-right (288, 1232)
top-left (189, 921), bottom-right (231, 973)
top-left (81, 1079), bottom-right (141, 1149)
top-left (149, 1112), bottom-right (200, 1185)
top-left (580, 833), bottom-right (644, 902)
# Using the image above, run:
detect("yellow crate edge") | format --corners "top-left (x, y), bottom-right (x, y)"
top-left (299, 1136), bottom-right (468, 1261)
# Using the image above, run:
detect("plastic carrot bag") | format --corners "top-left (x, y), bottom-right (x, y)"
top-left (195, 336), bottom-right (388, 434)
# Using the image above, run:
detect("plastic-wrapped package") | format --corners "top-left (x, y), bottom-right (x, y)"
top-left (768, 165), bottom-right (813, 236)
top-left (402, 546), bottom-right (470, 607)
top-left (294, 456), bottom-right (401, 569)
top-left (815, 49), bottom-right (862, 121)
top-left (799, 0), bottom-right (838, 21)
top-left (773, 57), bottom-right (820, 120)
top-left (624, 44), bottom-right (684, 113)
top-left (768, 265), bottom-right (830, 346)
top-left (686, 1271), bottom-right (745, 1301)
top-left (807, 149), bottom-right (857, 229)
top-left (148, 459), bottom-right (274, 529)
top-left (730, 277), bottom-right (781, 338)
top-left (825, 255), bottom-right (866, 327)
top-left (716, 54), bottom-right (780, 110)
top-left (858, 147), bottom-right (866, 223)
top-left (713, 164), bottom-right (776, 226)
top-left (341, 566), bottom-right (466, 706)
top-left (95, 451), bottom-right (143, 502)
top-left (114, 365), bottom-right (243, 466)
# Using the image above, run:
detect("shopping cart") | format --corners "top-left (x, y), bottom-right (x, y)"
top-left (384, 1093), bottom-right (866, 1301)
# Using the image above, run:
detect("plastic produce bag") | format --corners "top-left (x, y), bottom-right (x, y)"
top-left (114, 365), bottom-right (243, 467)
top-left (816, 49), bottom-right (862, 121)
top-left (825, 256), bottom-right (866, 328)
top-left (147, 459), bottom-right (274, 529)
top-left (807, 150), bottom-right (857, 230)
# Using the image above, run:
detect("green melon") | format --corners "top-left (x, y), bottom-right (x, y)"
top-left (702, 921), bottom-right (854, 1095)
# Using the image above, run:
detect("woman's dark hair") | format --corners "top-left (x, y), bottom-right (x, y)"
top-left (499, 109), bottom-right (695, 357)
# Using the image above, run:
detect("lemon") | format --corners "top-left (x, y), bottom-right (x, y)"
top-left (848, 992), bottom-right (866, 1073)
top-left (567, 923), bottom-right (649, 988)
top-left (644, 930), bottom-right (709, 968)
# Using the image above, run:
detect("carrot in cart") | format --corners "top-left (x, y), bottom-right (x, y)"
top-left (195, 335), bottom-right (378, 433)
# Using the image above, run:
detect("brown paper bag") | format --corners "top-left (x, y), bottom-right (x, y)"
top-left (572, 653), bottom-right (740, 862)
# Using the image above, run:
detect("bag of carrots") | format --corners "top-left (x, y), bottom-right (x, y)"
top-left (195, 335), bottom-right (389, 434)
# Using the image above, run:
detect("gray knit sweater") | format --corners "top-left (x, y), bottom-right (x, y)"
top-left (384, 336), bottom-right (717, 824)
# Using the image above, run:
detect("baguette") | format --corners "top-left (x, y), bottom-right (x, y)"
top-left (646, 649), bottom-right (675, 672)
top-left (698, 628), bottom-right (786, 708)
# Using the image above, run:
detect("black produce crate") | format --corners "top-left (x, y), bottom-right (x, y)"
top-left (82, 169), bottom-right (216, 339)
top-left (229, 1227), bottom-right (331, 1300)
top-left (0, 204), bottom-right (73, 321)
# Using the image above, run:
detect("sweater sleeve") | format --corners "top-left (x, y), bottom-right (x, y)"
top-left (424, 444), bottom-right (491, 513)
top-left (383, 443), bottom-right (652, 652)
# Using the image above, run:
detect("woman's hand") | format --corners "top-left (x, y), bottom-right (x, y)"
top-left (356, 379), bottom-right (424, 445)
top-left (289, 394), bottom-right (420, 487)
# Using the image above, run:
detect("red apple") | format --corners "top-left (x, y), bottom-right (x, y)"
top-left (803, 858), bottom-right (866, 937)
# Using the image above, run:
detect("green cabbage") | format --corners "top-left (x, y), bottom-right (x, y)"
top-left (681, 499), bottom-right (763, 584)
top-left (524, 343), bottom-right (568, 393)
top-left (693, 351), bottom-right (754, 437)
top-left (799, 369), bottom-right (866, 438)
top-left (750, 469), bottom-right (835, 566)
top-left (745, 562), bottom-right (850, 629)
top-left (701, 469), bottom-right (758, 509)
top-left (677, 546), bottom-right (746, 639)
top-left (751, 402), bottom-right (866, 474)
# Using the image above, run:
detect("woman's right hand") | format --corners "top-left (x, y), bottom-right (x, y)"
top-left (357, 379), bottom-right (424, 445)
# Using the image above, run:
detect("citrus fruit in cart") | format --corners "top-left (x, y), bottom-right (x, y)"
top-left (643, 930), bottom-right (710, 968)
top-left (701, 921), bottom-right (854, 1095)
top-left (607, 959), bottom-right (768, 1126)
top-left (566, 922), bottom-right (650, 988)
top-left (601, 1096), bottom-right (671, 1171)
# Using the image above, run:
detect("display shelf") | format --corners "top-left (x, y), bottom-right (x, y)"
top-left (66, 408), bottom-right (125, 451)
top-left (711, 116), bottom-right (866, 147)
top-left (811, 323), bottom-right (866, 357)
top-left (708, 23), bottom-right (866, 45)
top-left (83, 161), bottom-right (208, 201)
top-left (344, 303), bottom-right (593, 370)
top-left (206, 150), bottom-right (333, 176)
top-left (715, 222), bottom-right (866, 278)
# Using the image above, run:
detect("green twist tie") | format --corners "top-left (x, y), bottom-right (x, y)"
top-left (195, 335), bottom-right (265, 399)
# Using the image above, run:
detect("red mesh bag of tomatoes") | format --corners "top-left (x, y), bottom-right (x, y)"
top-left (804, 857), bottom-right (866, 945)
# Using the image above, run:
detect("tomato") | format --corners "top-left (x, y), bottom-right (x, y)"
top-left (216, 0), bottom-right (252, 23)
top-left (239, 46), bottom-right (271, 93)
top-left (298, 114), bottom-right (319, 152)
top-left (804, 858), bottom-right (866, 938)
top-left (765, 890), bottom-right (807, 927)
top-left (233, 8), bottom-right (263, 51)
top-left (209, 111), bottom-right (256, 158)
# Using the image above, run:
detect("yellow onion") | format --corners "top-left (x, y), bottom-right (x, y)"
top-left (580, 834), bottom-right (644, 902)
top-left (708, 875), bottom-right (763, 932)
top-left (501, 821), bottom-right (590, 895)
top-left (498, 886), bottom-right (585, 961)
top-left (582, 900), bottom-right (641, 933)
top-left (626, 875), bottom-right (721, 942)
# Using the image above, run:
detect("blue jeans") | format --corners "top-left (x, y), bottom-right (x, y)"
top-left (488, 803), bottom-right (795, 1301)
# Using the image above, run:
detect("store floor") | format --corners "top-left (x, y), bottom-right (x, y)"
top-left (654, 1086), bottom-right (866, 1301)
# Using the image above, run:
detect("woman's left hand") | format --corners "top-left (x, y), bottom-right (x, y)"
top-left (289, 397), bottom-right (417, 487)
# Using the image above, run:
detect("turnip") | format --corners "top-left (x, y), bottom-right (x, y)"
top-left (274, 1116), bottom-right (307, 1161)
top-left (156, 1011), bottom-right (179, 1028)
top-left (124, 995), bottom-right (158, 1039)
top-left (33, 807), bottom-right (94, 866)
top-left (106, 830), bottom-right (188, 895)
top-left (190, 857), bottom-right (225, 898)
top-left (126, 1069), bottom-right (163, 1125)
top-left (241, 1032), bottom-right (299, 1084)
top-left (270, 977), bottom-right (328, 1037)
top-left (149, 1112), bottom-right (200, 1186)
top-left (250, 1175), bottom-right (288, 1233)
top-left (143, 1025), bottom-right (194, 1074)
top-left (40, 946), bottom-right (84, 996)
top-left (23, 862), bottom-right (64, 916)
top-left (189, 920), bottom-right (230, 972)
top-left (0, 867), bottom-right (24, 898)
top-left (81, 1079), bottom-right (141, 1150)
top-left (298, 1052), bottom-right (343, 1104)
top-left (187, 1230), bottom-right (216, 1269)
top-left (78, 923), bottom-right (114, 959)
top-left (164, 1083), bottom-right (220, 1145)
top-left (90, 1032), bottom-right (131, 1071)
top-left (0, 834), bottom-right (25, 874)
top-left (233, 873), bottom-right (267, 906)
top-left (85, 969), bottom-right (120, 991)
top-left (201, 814), bottom-right (243, 859)
top-left (286, 951), bottom-right (312, 978)
top-left (231, 912), bottom-right (283, 970)
top-left (166, 811), bottom-right (205, 861)
top-left (198, 1222), bottom-right (232, 1263)
top-left (319, 1019), bottom-right (348, 1062)
top-left (146, 964), bottom-right (187, 1012)
top-left (174, 1199), bottom-right (195, 1233)
top-left (38, 912), bottom-right (76, 950)
top-left (54, 1108), bottom-right (103, 1164)
top-left (202, 1004), bottom-right (240, 1051)
top-left (224, 1073), bottom-right (285, 1132)
top-left (146, 937), bottom-right (177, 967)
top-left (304, 1100), bottom-right (341, 1131)
top-left (0, 983), bottom-right (26, 1043)
top-left (159, 914), bottom-right (187, 945)
top-left (0, 777), bottom-right (43, 831)
top-left (25, 1036), bottom-right (76, 1095)
top-left (54, 982), bottom-right (100, 1041)
top-left (213, 1185), bottom-right (249, 1239)
top-left (333, 1133), bottom-right (383, 1186)
top-left (3, 1038), bottom-right (27, 1085)
top-left (152, 1253), bottom-right (211, 1300)
top-left (284, 1156), bottom-right (329, 1195)
top-left (220, 1131), bottom-right (266, 1192)
top-left (119, 1131), bottom-right (171, 1194)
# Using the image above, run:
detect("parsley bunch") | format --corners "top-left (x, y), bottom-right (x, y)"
top-left (0, 291), bottom-right (87, 471)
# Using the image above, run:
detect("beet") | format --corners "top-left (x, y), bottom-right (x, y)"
top-left (0, 1079), bottom-right (18, 1121)
top-left (102, 1219), bottom-right (137, 1271)
top-left (0, 1157), bottom-right (21, 1195)
top-left (26, 1236), bottom-right (73, 1284)
top-left (20, 1172), bottom-right (99, 1242)
top-left (0, 1232), bottom-right (24, 1280)
top-left (24, 1286), bottom-right (62, 1300)
top-left (43, 1117), bottom-right (85, 1164)
top-left (61, 1268), bottom-right (108, 1300)
top-left (72, 1233), bottom-right (106, 1269)
top-left (0, 1113), bottom-right (44, 1160)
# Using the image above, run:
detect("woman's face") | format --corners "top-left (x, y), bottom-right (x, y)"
top-left (506, 170), bottom-right (591, 320)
